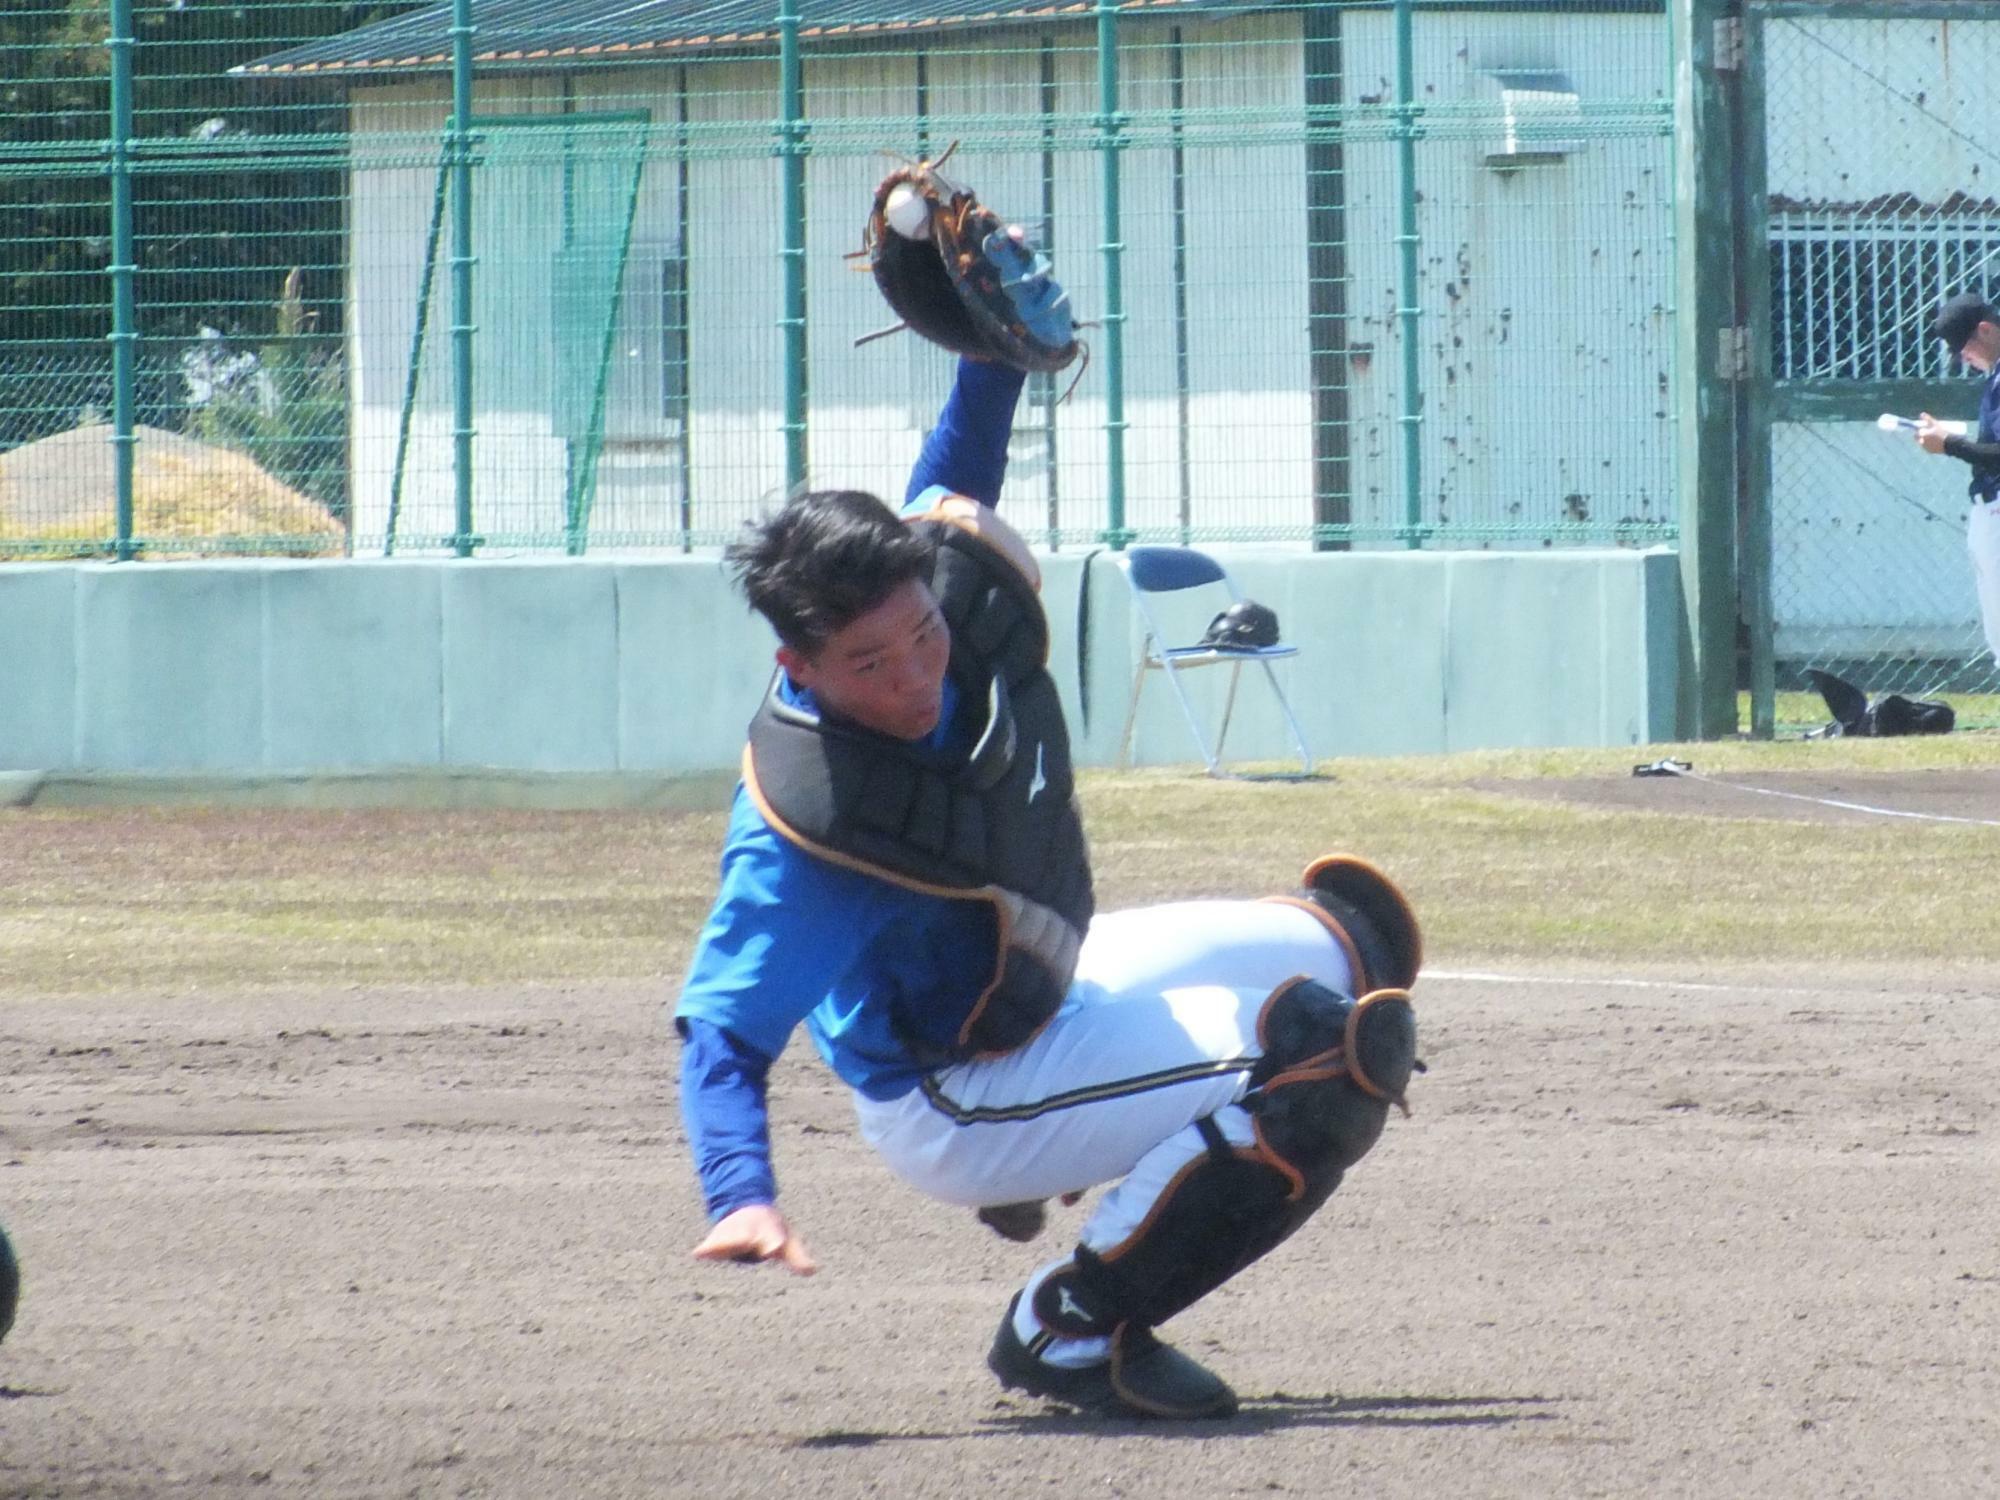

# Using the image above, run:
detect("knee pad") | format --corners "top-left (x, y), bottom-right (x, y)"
top-left (1241, 975), bottom-right (1417, 1202)
top-left (1034, 977), bottom-right (1419, 1335)
top-left (1270, 854), bottom-right (1422, 994)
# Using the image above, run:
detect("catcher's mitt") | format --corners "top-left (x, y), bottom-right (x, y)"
top-left (856, 152), bottom-right (1079, 374)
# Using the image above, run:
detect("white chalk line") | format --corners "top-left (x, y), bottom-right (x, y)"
top-left (1667, 765), bottom-right (2000, 828)
top-left (1425, 968), bottom-right (1823, 998)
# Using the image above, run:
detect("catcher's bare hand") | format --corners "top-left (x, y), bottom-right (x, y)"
top-left (693, 1203), bottom-right (818, 1276)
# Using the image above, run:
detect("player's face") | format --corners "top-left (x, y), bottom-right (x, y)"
top-left (778, 577), bottom-right (951, 740)
top-left (1962, 323), bottom-right (2000, 374)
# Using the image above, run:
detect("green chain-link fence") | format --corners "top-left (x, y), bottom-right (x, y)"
top-left (0, 0), bottom-right (1682, 561)
top-left (1756, 1), bottom-right (2000, 731)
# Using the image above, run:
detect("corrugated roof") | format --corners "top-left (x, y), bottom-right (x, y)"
top-left (236, 0), bottom-right (1260, 76)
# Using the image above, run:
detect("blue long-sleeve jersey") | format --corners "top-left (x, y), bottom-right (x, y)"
top-left (675, 359), bottom-right (1028, 1222)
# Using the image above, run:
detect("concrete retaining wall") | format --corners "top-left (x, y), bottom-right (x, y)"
top-left (0, 548), bottom-right (1680, 799)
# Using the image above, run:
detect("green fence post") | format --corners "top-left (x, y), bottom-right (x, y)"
top-left (1039, 39), bottom-right (1062, 547)
top-left (449, 0), bottom-right (477, 558)
top-left (780, 0), bottom-right (809, 493)
top-left (1169, 26), bottom-right (1193, 544)
top-left (676, 69), bottom-right (695, 552)
top-left (1391, 0), bottom-right (1423, 548)
top-left (1097, 0), bottom-right (1131, 549)
top-left (1737, 8), bottom-right (1774, 739)
top-left (1304, 5), bottom-right (1351, 552)
top-left (1671, 0), bottom-right (1743, 738)
top-left (107, 0), bottom-right (137, 562)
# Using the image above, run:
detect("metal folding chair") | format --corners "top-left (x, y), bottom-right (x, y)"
top-left (1115, 545), bottom-right (1314, 777)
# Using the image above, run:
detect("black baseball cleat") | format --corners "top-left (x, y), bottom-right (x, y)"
top-left (987, 1295), bottom-right (1238, 1420)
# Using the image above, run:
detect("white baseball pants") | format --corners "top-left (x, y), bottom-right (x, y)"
top-left (1970, 499), bottom-right (2000, 667)
top-left (853, 898), bottom-right (1354, 1209)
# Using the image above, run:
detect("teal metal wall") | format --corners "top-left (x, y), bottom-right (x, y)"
top-left (0, 550), bottom-right (1679, 787)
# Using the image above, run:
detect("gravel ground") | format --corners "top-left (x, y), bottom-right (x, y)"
top-left (4, 962), bottom-right (1998, 1500)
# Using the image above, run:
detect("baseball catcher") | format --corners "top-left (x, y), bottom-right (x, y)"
top-left (675, 359), bottom-right (1423, 1415)
top-left (674, 173), bottom-right (1420, 1422)
top-left (854, 148), bottom-right (1079, 376)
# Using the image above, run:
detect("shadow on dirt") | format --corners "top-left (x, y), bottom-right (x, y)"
top-left (1241, 1392), bottom-right (1565, 1431)
top-left (792, 1392), bottom-right (1564, 1446)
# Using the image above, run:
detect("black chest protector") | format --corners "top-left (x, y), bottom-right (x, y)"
top-left (744, 518), bottom-right (1095, 1065)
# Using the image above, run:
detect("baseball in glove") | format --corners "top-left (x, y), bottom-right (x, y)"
top-left (854, 148), bottom-right (1079, 376)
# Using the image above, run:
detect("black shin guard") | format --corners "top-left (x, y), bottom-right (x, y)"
top-left (1034, 978), bottom-right (1419, 1334)
top-left (1033, 1116), bottom-right (1299, 1336)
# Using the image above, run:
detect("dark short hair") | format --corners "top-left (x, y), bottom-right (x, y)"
top-left (725, 488), bottom-right (936, 655)
top-left (1933, 291), bottom-right (2000, 350)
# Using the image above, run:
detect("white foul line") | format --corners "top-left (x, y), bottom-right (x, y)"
top-left (1425, 968), bottom-right (1816, 997)
top-left (1668, 764), bottom-right (2000, 828)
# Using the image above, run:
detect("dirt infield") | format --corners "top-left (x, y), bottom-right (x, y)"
top-left (4, 963), bottom-right (1999, 1500)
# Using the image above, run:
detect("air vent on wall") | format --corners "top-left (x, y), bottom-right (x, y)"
top-left (1481, 70), bottom-right (1583, 168)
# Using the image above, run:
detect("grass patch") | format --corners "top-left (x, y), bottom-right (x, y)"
top-left (3, 735), bottom-right (1997, 997)
top-left (1082, 753), bottom-right (1999, 966)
